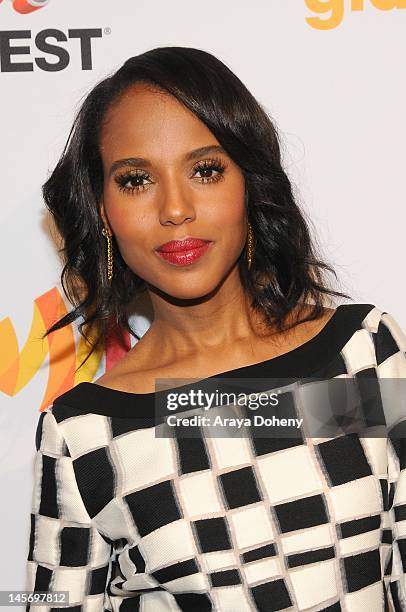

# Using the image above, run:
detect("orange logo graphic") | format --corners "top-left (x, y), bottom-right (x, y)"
top-left (0, 0), bottom-right (50, 14)
top-left (0, 287), bottom-right (131, 411)
top-left (305, 0), bottom-right (406, 29)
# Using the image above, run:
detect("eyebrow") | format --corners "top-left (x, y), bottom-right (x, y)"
top-left (108, 145), bottom-right (227, 177)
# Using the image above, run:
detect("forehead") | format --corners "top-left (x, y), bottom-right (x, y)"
top-left (99, 83), bottom-right (217, 162)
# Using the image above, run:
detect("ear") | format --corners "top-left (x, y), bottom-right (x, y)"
top-left (100, 201), bottom-right (113, 235)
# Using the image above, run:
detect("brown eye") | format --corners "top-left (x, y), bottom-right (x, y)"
top-left (114, 171), bottom-right (152, 195)
top-left (192, 158), bottom-right (226, 184)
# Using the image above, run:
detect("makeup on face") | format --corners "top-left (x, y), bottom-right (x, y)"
top-left (155, 237), bottom-right (213, 267)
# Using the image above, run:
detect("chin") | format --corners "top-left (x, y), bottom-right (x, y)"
top-left (151, 277), bottom-right (222, 302)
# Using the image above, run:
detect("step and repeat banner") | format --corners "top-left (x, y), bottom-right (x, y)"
top-left (0, 0), bottom-right (404, 598)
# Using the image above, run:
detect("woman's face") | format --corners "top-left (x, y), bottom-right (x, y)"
top-left (99, 83), bottom-right (246, 300)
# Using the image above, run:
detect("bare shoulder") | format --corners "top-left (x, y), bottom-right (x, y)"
top-left (295, 304), bottom-right (337, 336)
top-left (320, 306), bottom-right (336, 323)
top-left (93, 305), bottom-right (338, 394)
top-left (94, 369), bottom-right (177, 394)
top-left (93, 345), bottom-right (171, 394)
top-left (287, 303), bottom-right (336, 331)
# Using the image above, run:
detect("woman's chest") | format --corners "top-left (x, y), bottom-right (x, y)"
top-left (91, 430), bottom-right (389, 608)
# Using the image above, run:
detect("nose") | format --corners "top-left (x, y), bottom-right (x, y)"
top-left (158, 175), bottom-right (196, 226)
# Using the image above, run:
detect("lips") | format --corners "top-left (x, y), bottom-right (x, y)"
top-left (156, 238), bottom-right (211, 253)
top-left (155, 238), bottom-right (212, 266)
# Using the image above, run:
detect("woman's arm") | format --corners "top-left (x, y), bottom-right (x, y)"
top-left (375, 310), bottom-right (406, 611)
top-left (26, 408), bottom-right (113, 610)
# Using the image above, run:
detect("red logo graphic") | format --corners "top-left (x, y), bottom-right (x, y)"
top-left (0, 0), bottom-right (50, 14)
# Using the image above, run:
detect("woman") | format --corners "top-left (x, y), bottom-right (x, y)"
top-left (26, 47), bottom-right (406, 611)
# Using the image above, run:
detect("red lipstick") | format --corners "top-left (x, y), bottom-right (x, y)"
top-left (155, 237), bottom-right (212, 266)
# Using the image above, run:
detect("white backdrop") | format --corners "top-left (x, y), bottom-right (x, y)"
top-left (0, 0), bottom-right (405, 601)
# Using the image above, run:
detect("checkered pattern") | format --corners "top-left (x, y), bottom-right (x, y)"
top-left (25, 305), bottom-right (406, 611)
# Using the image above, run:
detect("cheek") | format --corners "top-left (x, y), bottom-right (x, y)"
top-left (205, 179), bottom-right (246, 236)
top-left (103, 196), bottom-right (156, 272)
top-left (103, 187), bottom-right (154, 242)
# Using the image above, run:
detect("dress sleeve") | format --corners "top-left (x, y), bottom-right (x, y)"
top-left (376, 310), bottom-right (406, 611)
top-left (26, 407), bottom-right (113, 610)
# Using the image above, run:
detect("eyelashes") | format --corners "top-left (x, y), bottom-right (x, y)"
top-left (113, 157), bottom-right (227, 196)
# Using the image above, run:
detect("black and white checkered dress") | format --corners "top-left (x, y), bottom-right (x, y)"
top-left (26, 303), bottom-right (406, 611)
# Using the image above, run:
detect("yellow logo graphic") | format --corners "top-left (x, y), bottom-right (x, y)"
top-left (0, 287), bottom-right (131, 411)
top-left (305, 0), bottom-right (406, 29)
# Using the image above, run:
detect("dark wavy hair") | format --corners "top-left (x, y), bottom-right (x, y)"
top-left (42, 45), bottom-right (351, 370)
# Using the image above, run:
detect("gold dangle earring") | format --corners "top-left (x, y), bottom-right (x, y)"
top-left (247, 222), bottom-right (254, 270)
top-left (102, 227), bottom-right (113, 283)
